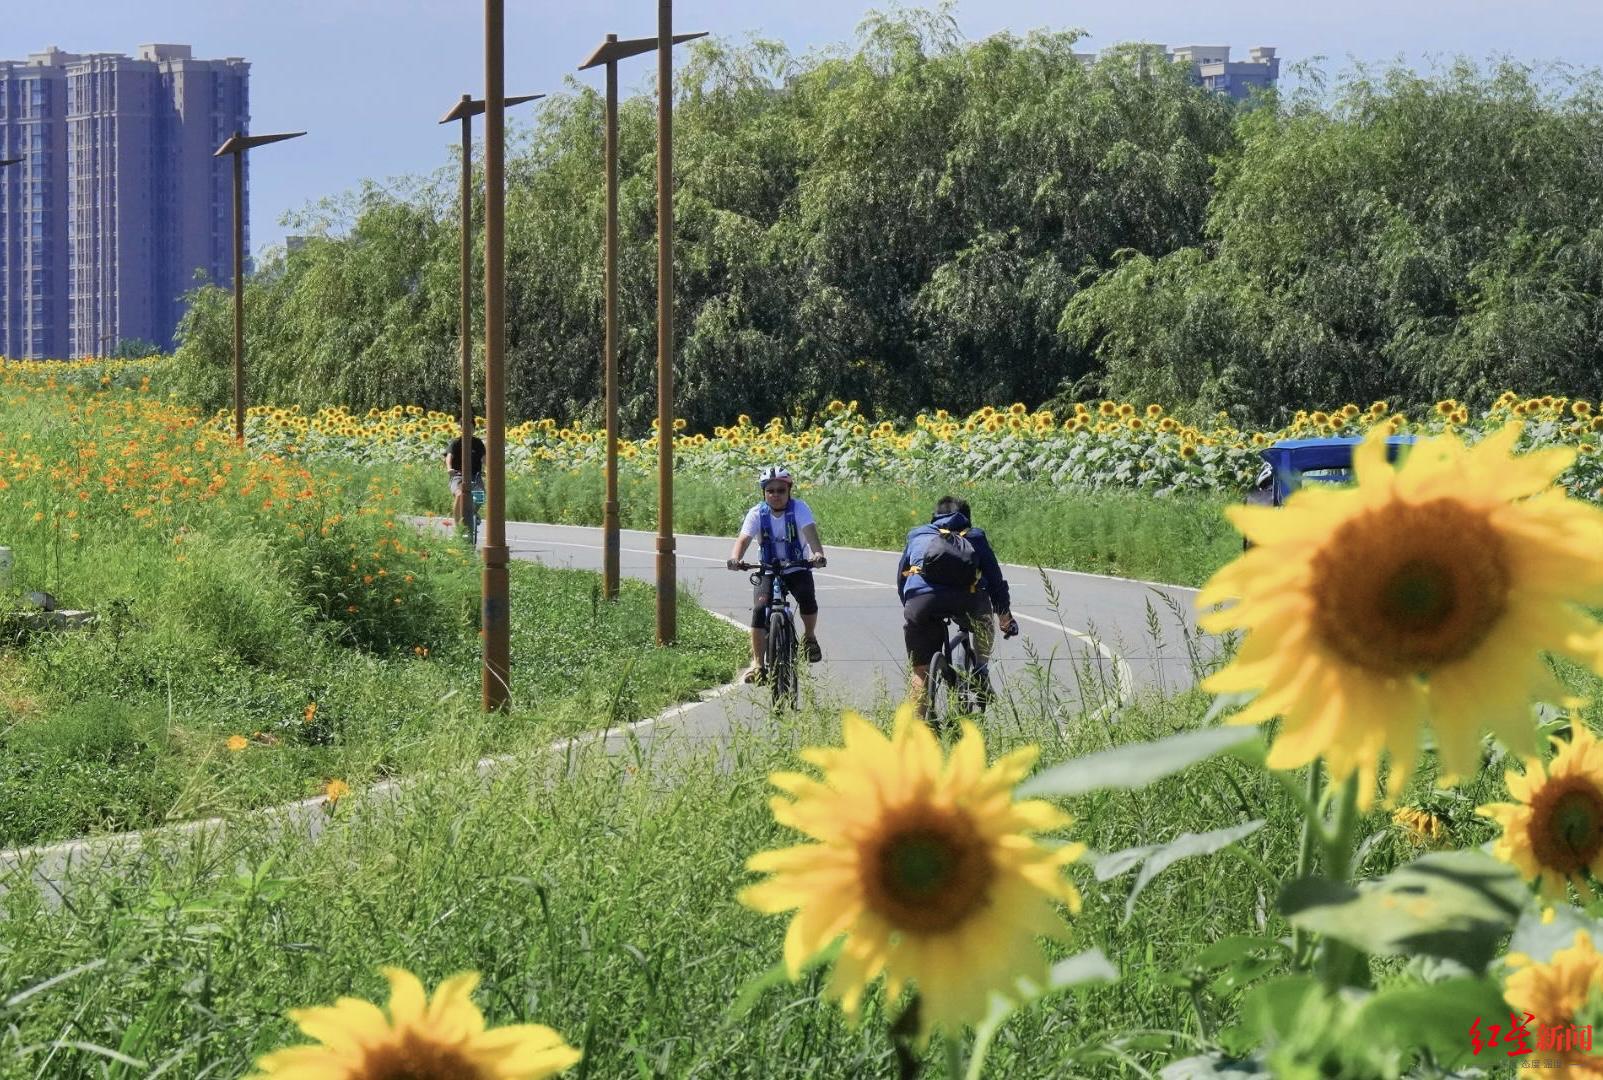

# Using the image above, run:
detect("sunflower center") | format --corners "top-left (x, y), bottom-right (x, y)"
top-left (358, 1031), bottom-right (486, 1080)
top-left (860, 803), bottom-right (995, 935)
top-left (1529, 777), bottom-right (1603, 875)
top-left (1310, 499), bottom-right (1510, 676)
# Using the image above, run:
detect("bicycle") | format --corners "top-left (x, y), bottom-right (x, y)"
top-left (464, 478), bottom-right (486, 548)
top-left (924, 612), bottom-right (1018, 733)
top-left (731, 557), bottom-right (818, 710)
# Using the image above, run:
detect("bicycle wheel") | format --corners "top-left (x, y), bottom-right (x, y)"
top-left (925, 648), bottom-right (954, 732)
top-left (769, 611), bottom-right (798, 710)
top-left (949, 636), bottom-right (980, 715)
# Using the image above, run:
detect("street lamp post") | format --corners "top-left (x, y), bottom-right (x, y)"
top-left (438, 92), bottom-right (542, 535)
top-left (655, 0), bottom-right (678, 645)
top-left (213, 130), bottom-right (306, 443)
top-left (481, 0), bottom-right (513, 711)
top-left (578, 29), bottom-right (704, 602)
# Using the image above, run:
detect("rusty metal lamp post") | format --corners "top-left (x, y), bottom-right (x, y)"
top-left (577, 29), bottom-right (703, 602)
top-left (438, 92), bottom-right (542, 534)
top-left (213, 130), bottom-right (306, 443)
top-left (480, 0), bottom-right (516, 710)
top-left (652, 0), bottom-right (679, 643)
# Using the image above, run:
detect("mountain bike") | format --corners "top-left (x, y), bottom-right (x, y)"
top-left (732, 557), bottom-right (816, 710)
top-left (465, 478), bottom-right (486, 548)
top-left (925, 612), bottom-right (1018, 733)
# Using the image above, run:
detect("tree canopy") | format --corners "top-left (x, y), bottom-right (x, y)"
top-left (173, 11), bottom-right (1603, 429)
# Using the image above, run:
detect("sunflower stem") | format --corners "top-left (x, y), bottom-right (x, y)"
top-left (944, 1033), bottom-right (965, 1078)
top-left (1290, 761), bottom-right (1324, 968)
top-left (1317, 773), bottom-right (1367, 991)
top-left (890, 994), bottom-right (923, 1080)
top-left (1325, 772), bottom-right (1361, 880)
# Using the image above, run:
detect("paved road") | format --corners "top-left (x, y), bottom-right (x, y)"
top-left (491, 521), bottom-right (1211, 749)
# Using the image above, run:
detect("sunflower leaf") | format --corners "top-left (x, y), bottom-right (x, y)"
top-left (1159, 1053), bottom-right (1274, 1079)
top-left (723, 938), bottom-right (843, 1021)
top-left (1107, 820), bottom-right (1268, 924)
top-left (1352, 977), bottom-right (1507, 1068)
top-left (1279, 850), bottom-right (1526, 971)
top-left (1019, 726), bottom-right (1260, 798)
top-left (964, 949), bottom-right (1118, 1080)
top-left (1202, 691), bottom-right (1257, 725)
top-left (1506, 902), bottom-right (1602, 967)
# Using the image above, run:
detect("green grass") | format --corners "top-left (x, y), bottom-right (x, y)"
top-left (379, 463), bottom-right (1243, 588)
top-left (0, 388), bottom-right (743, 849)
top-left (0, 552), bottom-right (742, 849)
top-left (0, 639), bottom-right (1523, 1079)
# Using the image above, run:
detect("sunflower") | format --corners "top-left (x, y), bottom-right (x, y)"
top-left (1200, 424), bottom-right (1603, 805)
top-left (250, 967), bottom-right (580, 1080)
top-left (739, 705), bottom-right (1083, 1038)
top-left (1391, 805), bottom-right (1449, 847)
top-left (1504, 931), bottom-right (1603, 1076)
top-left (1480, 724), bottom-right (1603, 899)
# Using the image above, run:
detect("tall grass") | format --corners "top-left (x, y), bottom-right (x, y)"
top-left (0, 385), bottom-right (744, 847)
top-left (0, 646), bottom-right (1510, 1078)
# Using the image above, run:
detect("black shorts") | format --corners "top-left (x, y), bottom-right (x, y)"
top-left (903, 589), bottom-right (993, 664)
top-left (751, 570), bottom-right (818, 628)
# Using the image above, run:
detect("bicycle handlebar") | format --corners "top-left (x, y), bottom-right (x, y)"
top-left (730, 557), bottom-right (825, 572)
top-left (941, 613), bottom-right (1021, 639)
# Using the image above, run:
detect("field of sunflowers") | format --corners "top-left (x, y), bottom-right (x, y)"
top-left (12, 356), bottom-right (1603, 500)
top-left (11, 354), bottom-right (1603, 1078)
top-left (232, 388), bottom-right (1603, 500)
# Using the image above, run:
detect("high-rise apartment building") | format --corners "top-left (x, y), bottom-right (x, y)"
top-left (1168, 45), bottom-right (1279, 101)
top-left (0, 44), bottom-right (248, 359)
top-left (1074, 43), bottom-right (1280, 102)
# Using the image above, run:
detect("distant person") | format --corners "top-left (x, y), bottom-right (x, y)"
top-left (897, 496), bottom-right (1018, 713)
top-left (726, 466), bottom-right (828, 683)
top-left (445, 433), bottom-right (486, 526)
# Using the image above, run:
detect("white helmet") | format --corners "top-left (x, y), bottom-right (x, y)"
top-left (757, 465), bottom-right (793, 489)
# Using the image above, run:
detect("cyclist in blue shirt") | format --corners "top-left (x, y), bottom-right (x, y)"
top-left (898, 496), bottom-right (1018, 712)
top-left (726, 466), bottom-right (828, 684)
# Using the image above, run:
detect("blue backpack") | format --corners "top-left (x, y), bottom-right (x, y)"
top-left (758, 502), bottom-right (807, 565)
top-left (911, 527), bottom-right (979, 589)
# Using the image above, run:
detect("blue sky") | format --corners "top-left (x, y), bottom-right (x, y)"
top-left (15, 1), bottom-right (1603, 254)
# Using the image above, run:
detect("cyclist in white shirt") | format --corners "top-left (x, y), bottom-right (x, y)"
top-left (726, 466), bottom-right (828, 683)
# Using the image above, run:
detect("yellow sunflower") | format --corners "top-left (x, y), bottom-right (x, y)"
top-left (1504, 931), bottom-right (1603, 1076)
top-left (1480, 723), bottom-right (1603, 900)
top-left (1391, 805), bottom-right (1450, 847)
top-left (250, 967), bottom-right (580, 1079)
top-left (739, 705), bottom-right (1083, 1037)
top-left (1200, 424), bottom-right (1603, 805)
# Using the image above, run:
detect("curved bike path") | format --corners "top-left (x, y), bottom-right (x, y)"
top-left (3, 521), bottom-right (1212, 897)
top-left (490, 522), bottom-right (1210, 758)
